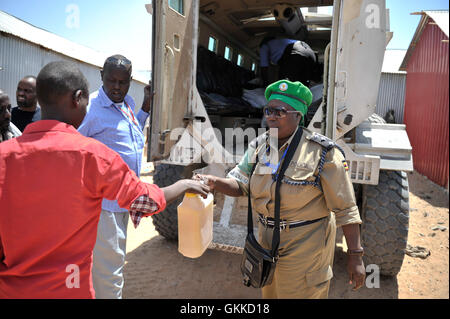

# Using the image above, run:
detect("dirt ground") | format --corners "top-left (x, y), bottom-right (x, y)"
top-left (123, 163), bottom-right (449, 299)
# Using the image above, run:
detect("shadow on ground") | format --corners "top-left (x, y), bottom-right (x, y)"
top-left (123, 235), bottom-right (261, 299)
top-left (407, 171), bottom-right (449, 209)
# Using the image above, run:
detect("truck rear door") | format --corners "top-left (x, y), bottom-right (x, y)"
top-left (327, 0), bottom-right (387, 140)
top-left (148, 0), bottom-right (198, 161)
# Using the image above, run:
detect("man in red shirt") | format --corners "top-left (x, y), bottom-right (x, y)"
top-left (0, 61), bottom-right (209, 299)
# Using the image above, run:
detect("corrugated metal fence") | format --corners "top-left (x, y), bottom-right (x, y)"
top-left (0, 34), bottom-right (146, 113)
top-left (376, 72), bottom-right (406, 123)
top-left (404, 21), bottom-right (449, 188)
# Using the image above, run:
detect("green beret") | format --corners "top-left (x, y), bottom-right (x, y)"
top-left (264, 80), bottom-right (312, 116)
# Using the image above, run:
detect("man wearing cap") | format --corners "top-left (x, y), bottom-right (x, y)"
top-left (195, 80), bottom-right (365, 298)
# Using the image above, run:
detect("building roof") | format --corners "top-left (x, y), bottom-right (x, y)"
top-left (382, 49), bottom-right (407, 74)
top-left (400, 10), bottom-right (449, 71)
top-left (0, 10), bottom-right (148, 84)
top-left (425, 10), bottom-right (449, 37)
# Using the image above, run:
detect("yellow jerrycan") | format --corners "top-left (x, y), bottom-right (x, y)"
top-left (177, 192), bottom-right (214, 258)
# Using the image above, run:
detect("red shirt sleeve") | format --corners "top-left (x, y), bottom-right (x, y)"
top-left (83, 151), bottom-right (166, 214)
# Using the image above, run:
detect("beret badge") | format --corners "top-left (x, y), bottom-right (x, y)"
top-left (279, 82), bottom-right (288, 92)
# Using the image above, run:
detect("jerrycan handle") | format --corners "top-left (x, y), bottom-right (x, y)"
top-left (185, 193), bottom-right (198, 198)
top-left (184, 179), bottom-right (206, 198)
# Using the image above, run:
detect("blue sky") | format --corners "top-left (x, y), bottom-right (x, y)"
top-left (0, 0), bottom-right (448, 70)
top-left (386, 0), bottom-right (449, 49)
top-left (0, 0), bottom-right (152, 71)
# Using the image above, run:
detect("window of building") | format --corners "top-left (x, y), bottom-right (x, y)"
top-left (208, 36), bottom-right (218, 53)
top-left (237, 54), bottom-right (244, 67)
top-left (224, 46), bottom-right (233, 61)
top-left (169, 0), bottom-right (184, 15)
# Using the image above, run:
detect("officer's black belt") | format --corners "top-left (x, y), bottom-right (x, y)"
top-left (258, 214), bottom-right (326, 230)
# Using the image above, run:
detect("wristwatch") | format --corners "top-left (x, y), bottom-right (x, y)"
top-left (347, 248), bottom-right (364, 256)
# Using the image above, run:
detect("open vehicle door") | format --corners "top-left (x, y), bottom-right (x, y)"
top-left (310, 0), bottom-right (412, 185)
top-left (147, 0), bottom-right (199, 161)
top-left (328, 0), bottom-right (388, 139)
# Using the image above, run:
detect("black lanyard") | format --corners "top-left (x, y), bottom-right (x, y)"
top-left (248, 126), bottom-right (304, 256)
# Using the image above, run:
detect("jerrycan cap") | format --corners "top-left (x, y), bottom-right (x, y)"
top-left (185, 193), bottom-right (198, 198)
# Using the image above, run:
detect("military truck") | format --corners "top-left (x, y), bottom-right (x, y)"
top-left (145, 0), bottom-right (413, 277)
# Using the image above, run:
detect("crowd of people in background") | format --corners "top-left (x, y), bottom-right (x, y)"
top-left (0, 76), bottom-right (41, 142)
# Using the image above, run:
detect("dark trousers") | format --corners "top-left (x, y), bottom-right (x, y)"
top-left (278, 42), bottom-right (317, 87)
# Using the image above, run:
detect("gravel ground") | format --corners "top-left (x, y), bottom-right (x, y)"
top-left (123, 167), bottom-right (449, 299)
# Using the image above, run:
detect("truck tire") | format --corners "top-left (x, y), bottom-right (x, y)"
top-left (360, 170), bottom-right (410, 276)
top-left (151, 164), bottom-right (186, 240)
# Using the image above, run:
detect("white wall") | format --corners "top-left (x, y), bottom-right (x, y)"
top-left (0, 34), bottom-right (146, 114)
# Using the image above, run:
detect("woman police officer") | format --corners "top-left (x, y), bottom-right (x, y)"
top-left (195, 80), bottom-right (365, 298)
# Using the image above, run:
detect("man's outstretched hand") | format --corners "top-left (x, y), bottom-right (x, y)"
top-left (161, 179), bottom-right (210, 205)
top-left (179, 179), bottom-right (210, 198)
